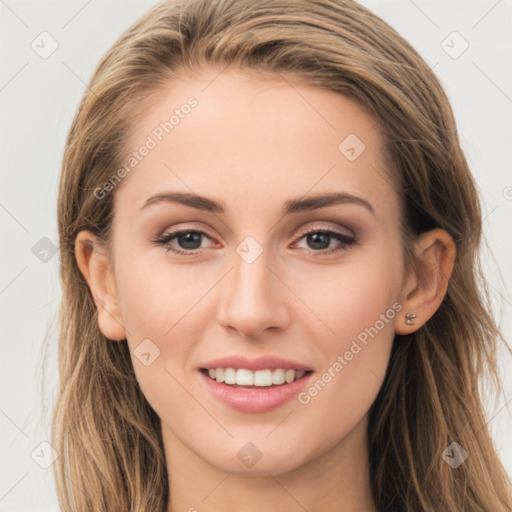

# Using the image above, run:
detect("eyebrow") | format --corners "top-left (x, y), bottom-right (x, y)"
top-left (141, 191), bottom-right (375, 216)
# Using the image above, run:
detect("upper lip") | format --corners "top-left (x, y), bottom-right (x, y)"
top-left (200, 355), bottom-right (313, 372)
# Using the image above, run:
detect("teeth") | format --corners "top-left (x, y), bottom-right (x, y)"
top-left (205, 368), bottom-right (308, 386)
top-left (254, 370), bottom-right (272, 386)
top-left (224, 368), bottom-right (236, 384)
top-left (236, 368), bottom-right (254, 386)
top-left (285, 369), bottom-right (295, 383)
top-left (272, 369), bottom-right (286, 385)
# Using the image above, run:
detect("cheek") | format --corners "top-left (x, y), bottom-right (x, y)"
top-left (291, 247), bottom-right (401, 406)
top-left (116, 255), bottom-right (202, 339)
top-left (114, 259), bottom-right (200, 413)
top-left (293, 247), bottom-right (401, 342)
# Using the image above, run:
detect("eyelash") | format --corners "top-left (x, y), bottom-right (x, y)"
top-left (152, 226), bottom-right (357, 256)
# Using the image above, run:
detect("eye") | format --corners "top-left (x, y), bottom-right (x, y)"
top-left (152, 229), bottom-right (215, 255)
top-left (152, 226), bottom-right (357, 256)
top-left (292, 227), bottom-right (356, 255)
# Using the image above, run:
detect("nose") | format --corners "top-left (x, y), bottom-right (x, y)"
top-left (216, 246), bottom-right (291, 340)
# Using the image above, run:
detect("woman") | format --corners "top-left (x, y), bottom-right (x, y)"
top-left (52, 0), bottom-right (512, 510)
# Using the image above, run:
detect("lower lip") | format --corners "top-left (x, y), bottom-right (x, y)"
top-left (199, 370), bottom-right (314, 413)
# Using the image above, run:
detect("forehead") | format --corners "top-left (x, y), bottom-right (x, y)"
top-left (115, 68), bottom-right (400, 224)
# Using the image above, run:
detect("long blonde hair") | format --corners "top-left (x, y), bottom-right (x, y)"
top-left (52, 0), bottom-right (512, 510)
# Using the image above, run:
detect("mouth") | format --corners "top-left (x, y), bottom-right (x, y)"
top-left (199, 367), bottom-right (314, 389)
top-left (198, 366), bottom-right (315, 413)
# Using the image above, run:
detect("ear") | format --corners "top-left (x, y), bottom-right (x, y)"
top-left (74, 230), bottom-right (127, 341)
top-left (394, 228), bottom-right (456, 335)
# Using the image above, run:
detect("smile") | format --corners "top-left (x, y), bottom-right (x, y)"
top-left (198, 368), bottom-right (315, 413)
top-left (201, 367), bottom-right (310, 387)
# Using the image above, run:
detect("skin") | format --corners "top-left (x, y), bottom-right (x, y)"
top-left (75, 68), bottom-right (456, 512)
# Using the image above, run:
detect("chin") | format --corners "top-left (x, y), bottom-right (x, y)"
top-left (196, 436), bottom-right (311, 476)
top-left (213, 453), bottom-right (304, 477)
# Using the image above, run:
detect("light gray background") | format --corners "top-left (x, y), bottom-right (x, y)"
top-left (1, 1), bottom-right (511, 510)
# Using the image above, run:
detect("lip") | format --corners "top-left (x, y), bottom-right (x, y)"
top-left (199, 355), bottom-right (313, 372)
top-left (198, 369), bottom-right (315, 413)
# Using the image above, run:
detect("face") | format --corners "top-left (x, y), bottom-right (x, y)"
top-left (103, 68), bottom-right (408, 475)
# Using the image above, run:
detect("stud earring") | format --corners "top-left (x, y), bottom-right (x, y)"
top-left (405, 313), bottom-right (416, 325)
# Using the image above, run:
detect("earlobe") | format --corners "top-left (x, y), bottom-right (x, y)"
top-left (394, 228), bottom-right (456, 335)
top-left (74, 230), bottom-right (127, 341)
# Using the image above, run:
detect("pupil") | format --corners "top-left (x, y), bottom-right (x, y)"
top-left (180, 232), bottom-right (201, 249)
top-left (308, 232), bottom-right (329, 249)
